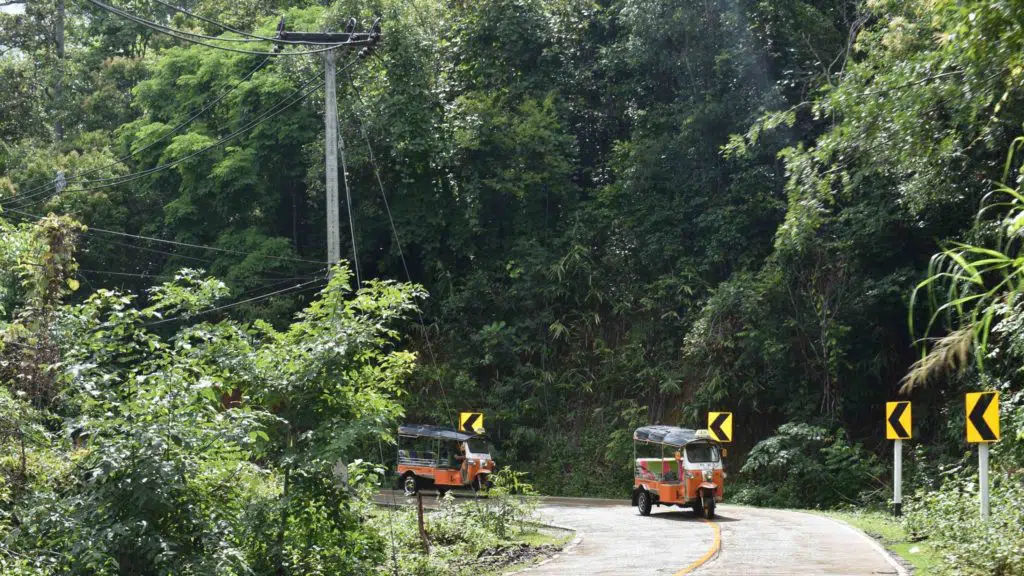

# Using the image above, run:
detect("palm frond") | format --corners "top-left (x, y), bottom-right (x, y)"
top-left (900, 326), bottom-right (975, 393)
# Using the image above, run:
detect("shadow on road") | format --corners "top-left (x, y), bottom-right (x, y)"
top-left (646, 510), bottom-right (739, 523)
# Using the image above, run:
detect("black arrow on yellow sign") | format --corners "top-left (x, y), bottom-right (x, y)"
top-left (967, 392), bottom-right (999, 443)
top-left (886, 402), bottom-right (911, 440)
top-left (459, 412), bottom-right (483, 434)
top-left (708, 412), bottom-right (732, 443)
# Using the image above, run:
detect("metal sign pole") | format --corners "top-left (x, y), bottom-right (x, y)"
top-left (979, 443), bottom-right (990, 520)
top-left (893, 439), bottom-right (903, 517)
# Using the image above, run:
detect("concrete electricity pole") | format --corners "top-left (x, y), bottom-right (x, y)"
top-left (323, 49), bottom-right (341, 267)
top-left (55, 0), bottom-right (65, 141)
top-left (278, 19), bottom-right (380, 277)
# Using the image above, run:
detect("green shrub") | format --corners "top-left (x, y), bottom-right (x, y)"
top-left (905, 472), bottom-right (1024, 575)
top-left (369, 467), bottom-right (542, 576)
top-left (734, 422), bottom-right (884, 508)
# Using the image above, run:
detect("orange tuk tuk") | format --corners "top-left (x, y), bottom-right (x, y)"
top-left (631, 425), bottom-right (725, 518)
top-left (396, 424), bottom-right (495, 494)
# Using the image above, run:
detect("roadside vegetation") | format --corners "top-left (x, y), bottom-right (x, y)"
top-left (3, 0), bottom-right (1024, 573)
top-left (0, 216), bottom-right (422, 574)
top-left (370, 469), bottom-right (570, 576)
top-left (819, 510), bottom-right (941, 575)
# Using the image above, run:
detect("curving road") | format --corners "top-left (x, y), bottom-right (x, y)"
top-left (527, 502), bottom-right (907, 576)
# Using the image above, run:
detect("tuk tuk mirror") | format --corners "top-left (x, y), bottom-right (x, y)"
top-left (721, 448), bottom-right (728, 458)
top-left (674, 450), bottom-right (681, 460)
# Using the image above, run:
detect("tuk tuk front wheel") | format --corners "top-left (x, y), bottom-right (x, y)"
top-left (471, 474), bottom-right (490, 493)
top-left (637, 490), bottom-right (653, 516)
top-left (702, 492), bottom-right (716, 520)
top-left (403, 474), bottom-right (419, 496)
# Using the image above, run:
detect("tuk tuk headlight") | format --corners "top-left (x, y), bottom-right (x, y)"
top-left (702, 470), bottom-right (713, 482)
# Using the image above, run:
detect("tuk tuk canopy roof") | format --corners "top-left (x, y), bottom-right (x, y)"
top-left (633, 425), bottom-right (704, 447)
top-left (398, 424), bottom-right (476, 442)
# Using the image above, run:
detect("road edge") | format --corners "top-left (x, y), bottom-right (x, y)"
top-left (503, 522), bottom-right (583, 575)
top-left (795, 511), bottom-right (910, 576)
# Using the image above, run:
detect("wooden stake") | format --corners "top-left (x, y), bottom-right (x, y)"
top-left (417, 491), bottom-right (430, 552)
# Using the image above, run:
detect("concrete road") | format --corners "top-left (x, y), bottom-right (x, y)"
top-left (524, 502), bottom-right (906, 576)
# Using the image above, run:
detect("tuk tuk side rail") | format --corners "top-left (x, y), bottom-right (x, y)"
top-left (398, 450), bottom-right (439, 468)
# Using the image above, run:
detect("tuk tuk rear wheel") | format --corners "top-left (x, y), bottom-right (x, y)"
top-left (637, 490), bottom-right (652, 516)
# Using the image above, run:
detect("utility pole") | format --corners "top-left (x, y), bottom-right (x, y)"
top-left (54, 0), bottom-right (65, 141)
top-left (278, 19), bottom-right (380, 276)
top-left (324, 49), bottom-right (341, 267)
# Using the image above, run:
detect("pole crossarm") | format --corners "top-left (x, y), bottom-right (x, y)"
top-left (278, 32), bottom-right (375, 43)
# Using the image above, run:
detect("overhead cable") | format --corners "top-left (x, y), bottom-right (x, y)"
top-left (6, 56), bottom-right (273, 206)
top-left (143, 277), bottom-right (327, 326)
top-left (54, 52), bottom-right (362, 193)
top-left (53, 75), bottom-right (326, 192)
top-left (78, 267), bottom-right (318, 284)
top-left (83, 0), bottom-right (375, 56)
top-left (5, 207), bottom-right (326, 267)
top-left (150, 0), bottom-right (355, 46)
top-left (5, 58), bottom-right (348, 201)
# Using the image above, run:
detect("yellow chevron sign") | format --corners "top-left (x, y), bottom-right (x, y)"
top-left (966, 392), bottom-right (1000, 443)
top-left (707, 412), bottom-right (733, 443)
top-left (885, 401), bottom-right (911, 440)
top-left (459, 412), bottom-right (484, 434)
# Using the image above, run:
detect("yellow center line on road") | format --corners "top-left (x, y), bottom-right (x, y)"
top-left (673, 518), bottom-right (721, 575)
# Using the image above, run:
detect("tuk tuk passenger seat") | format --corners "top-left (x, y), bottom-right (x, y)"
top-left (635, 458), bottom-right (680, 481)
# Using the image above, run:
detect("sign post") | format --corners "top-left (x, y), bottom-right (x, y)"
top-left (966, 391), bottom-right (1000, 521)
top-left (885, 401), bottom-right (911, 517)
top-left (894, 439), bottom-right (903, 516)
top-left (979, 443), bottom-right (990, 520)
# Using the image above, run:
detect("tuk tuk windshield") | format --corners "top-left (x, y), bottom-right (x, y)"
top-left (685, 444), bottom-right (720, 463)
top-left (466, 440), bottom-right (492, 456)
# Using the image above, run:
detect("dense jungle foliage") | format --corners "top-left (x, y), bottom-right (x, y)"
top-left (2, 0), bottom-right (1024, 572)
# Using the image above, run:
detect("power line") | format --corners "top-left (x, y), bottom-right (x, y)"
top-left (5, 207), bottom-right (326, 268)
top-left (82, 236), bottom-right (310, 280)
top-left (6, 56), bottom-right (273, 206)
top-left (5, 212), bottom-right (325, 281)
top-left (83, 235), bottom-right (219, 265)
top-left (150, 0), bottom-right (360, 46)
top-left (13, 62), bottom-right (340, 196)
top-left (86, 226), bottom-right (326, 266)
top-left (78, 267), bottom-right (317, 284)
top-left (84, 237), bottom-right (322, 283)
top-left (83, 0), bottom-right (377, 56)
top-left (78, 268), bottom-right (175, 280)
top-left (143, 277), bottom-right (326, 326)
